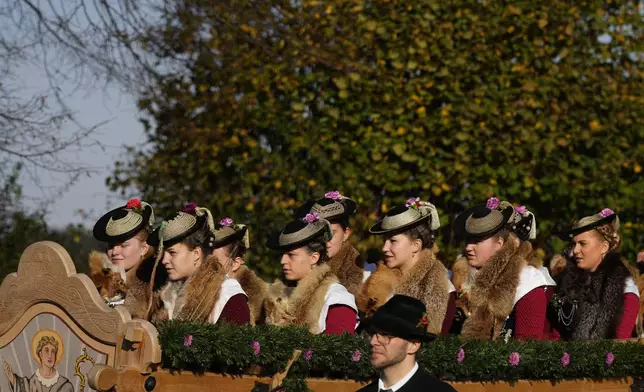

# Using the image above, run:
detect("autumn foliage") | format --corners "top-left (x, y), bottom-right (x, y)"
top-left (108, 0), bottom-right (644, 277)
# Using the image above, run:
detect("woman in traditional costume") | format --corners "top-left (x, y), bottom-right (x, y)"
top-left (264, 212), bottom-right (358, 334)
top-left (148, 203), bottom-right (250, 324)
top-left (550, 209), bottom-right (639, 339)
top-left (295, 191), bottom-right (365, 295)
top-left (92, 198), bottom-right (166, 318)
top-left (454, 198), bottom-right (551, 340)
top-left (212, 217), bottom-right (268, 325)
top-left (358, 198), bottom-right (454, 336)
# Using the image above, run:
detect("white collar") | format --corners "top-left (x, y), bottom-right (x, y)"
top-left (36, 368), bottom-right (60, 387)
top-left (378, 362), bottom-right (418, 391)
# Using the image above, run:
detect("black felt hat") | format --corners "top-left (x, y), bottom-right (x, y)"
top-left (370, 198), bottom-right (440, 235)
top-left (453, 198), bottom-right (515, 241)
top-left (213, 217), bottom-right (249, 249)
top-left (359, 295), bottom-right (437, 342)
top-left (295, 191), bottom-right (357, 224)
top-left (266, 214), bottom-right (332, 251)
top-left (558, 209), bottom-right (619, 241)
top-left (93, 199), bottom-right (155, 243)
top-left (147, 203), bottom-right (216, 249)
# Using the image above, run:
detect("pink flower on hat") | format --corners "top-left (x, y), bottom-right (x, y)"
top-left (515, 205), bottom-right (527, 215)
top-left (486, 197), bottom-right (500, 210)
top-left (508, 352), bottom-right (520, 366)
top-left (405, 197), bottom-right (421, 208)
top-left (219, 217), bottom-right (234, 226)
top-left (182, 202), bottom-right (198, 214)
top-left (599, 208), bottom-right (615, 218)
top-left (324, 191), bottom-right (344, 200)
top-left (303, 212), bottom-right (320, 223)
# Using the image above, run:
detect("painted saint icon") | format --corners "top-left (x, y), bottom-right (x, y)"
top-left (3, 330), bottom-right (73, 392)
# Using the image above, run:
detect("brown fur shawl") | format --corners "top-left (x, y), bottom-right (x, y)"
top-left (264, 263), bottom-right (338, 334)
top-left (149, 255), bottom-right (227, 323)
top-left (234, 265), bottom-right (269, 326)
top-left (357, 250), bottom-right (450, 335)
top-left (328, 243), bottom-right (364, 296)
top-left (451, 256), bottom-right (474, 318)
top-left (461, 237), bottom-right (533, 340)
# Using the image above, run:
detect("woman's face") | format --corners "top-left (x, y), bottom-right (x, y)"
top-left (327, 223), bottom-right (350, 259)
top-left (381, 234), bottom-right (418, 271)
top-left (464, 236), bottom-right (504, 268)
top-left (571, 230), bottom-right (609, 272)
top-left (39, 344), bottom-right (56, 369)
top-left (162, 243), bottom-right (201, 281)
top-left (280, 246), bottom-right (318, 281)
top-left (107, 235), bottom-right (149, 271)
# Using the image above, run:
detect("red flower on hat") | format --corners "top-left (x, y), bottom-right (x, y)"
top-left (126, 198), bottom-right (142, 211)
top-left (417, 312), bottom-right (429, 329)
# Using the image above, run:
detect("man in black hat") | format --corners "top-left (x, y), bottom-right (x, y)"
top-left (357, 295), bottom-right (456, 392)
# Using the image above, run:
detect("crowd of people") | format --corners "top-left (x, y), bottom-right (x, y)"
top-left (88, 192), bottom-right (642, 391)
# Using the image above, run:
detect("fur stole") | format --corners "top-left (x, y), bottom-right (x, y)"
top-left (357, 250), bottom-right (450, 335)
top-left (150, 255), bottom-right (227, 323)
top-left (264, 263), bottom-right (338, 334)
top-left (126, 255), bottom-right (168, 319)
top-left (461, 237), bottom-right (531, 340)
top-left (554, 252), bottom-right (630, 339)
top-left (328, 243), bottom-right (364, 296)
top-left (234, 265), bottom-right (269, 326)
top-left (451, 256), bottom-right (474, 318)
top-left (356, 262), bottom-right (401, 317)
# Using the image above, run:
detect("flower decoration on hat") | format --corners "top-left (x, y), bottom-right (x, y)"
top-left (417, 312), bottom-right (429, 329)
top-left (219, 217), bottom-right (234, 227)
top-left (324, 191), bottom-right (345, 200)
top-left (126, 198), bottom-right (142, 212)
top-left (515, 205), bottom-right (527, 215)
top-left (182, 202), bottom-right (198, 215)
top-left (599, 208), bottom-right (615, 218)
top-left (510, 202), bottom-right (537, 240)
top-left (303, 212), bottom-right (320, 224)
top-left (405, 197), bottom-right (422, 209)
top-left (486, 197), bottom-right (500, 210)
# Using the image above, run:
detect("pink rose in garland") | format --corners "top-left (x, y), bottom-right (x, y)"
top-left (303, 349), bottom-right (313, 361)
top-left (250, 340), bottom-right (261, 356)
top-left (599, 208), bottom-right (615, 218)
top-left (508, 352), bottom-right (520, 366)
top-left (324, 191), bottom-right (344, 200)
top-left (560, 352), bottom-right (570, 367)
top-left (605, 352), bottom-right (615, 366)
top-left (486, 197), bottom-right (500, 210)
top-left (351, 349), bottom-right (361, 362)
top-left (457, 348), bottom-right (465, 364)
top-left (183, 334), bottom-right (193, 347)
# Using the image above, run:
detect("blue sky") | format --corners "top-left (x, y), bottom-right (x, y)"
top-left (17, 64), bottom-right (144, 228)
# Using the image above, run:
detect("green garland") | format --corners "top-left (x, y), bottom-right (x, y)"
top-left (156, 321), bottom-right (644, 382)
